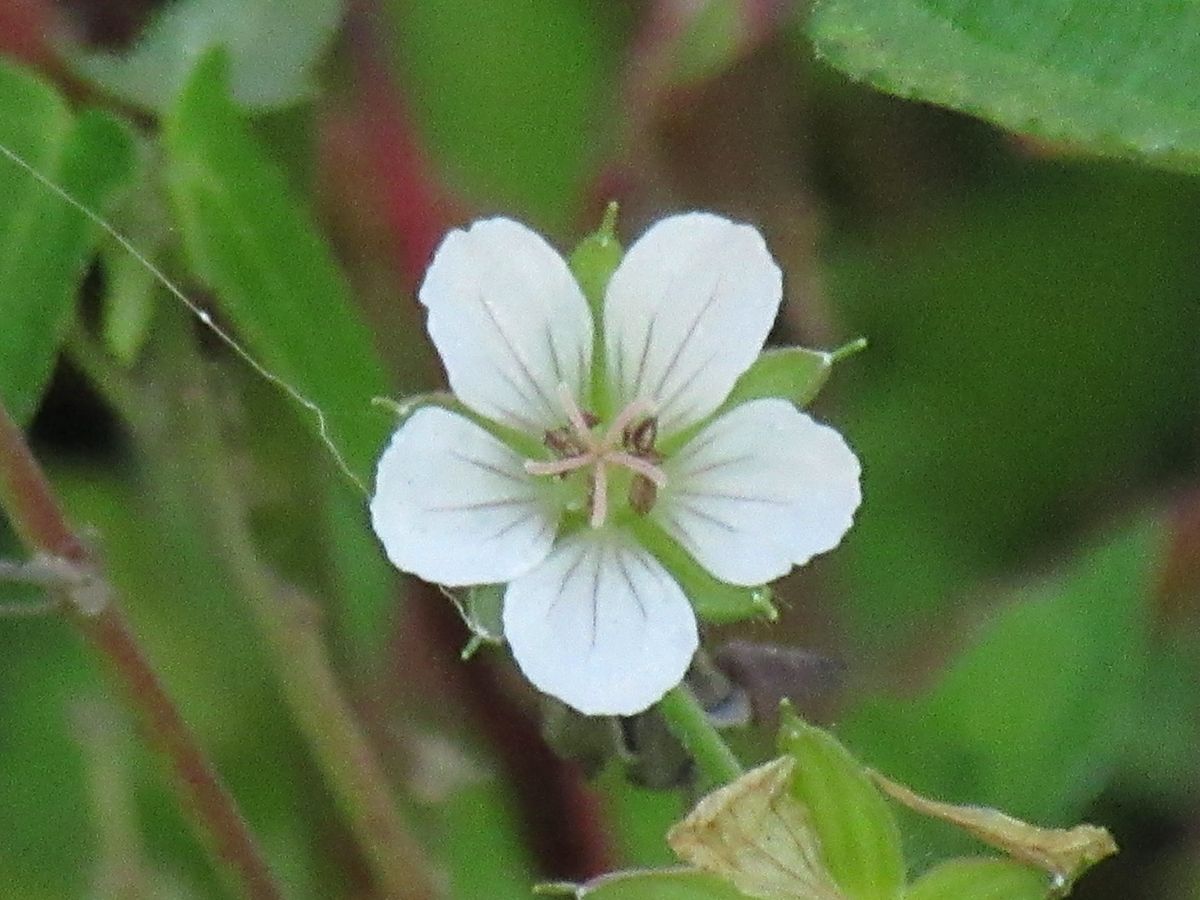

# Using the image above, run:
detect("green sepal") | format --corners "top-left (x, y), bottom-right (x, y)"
top-left (569, 201), bottom-right (623, 312)
top-left (904, 858), bottom-right (1048, 900)
top-left (724, 347), bottom-right (832, 409)
top-left (570, 202), bottom-right (623, 416)
top-left (373, 392), bottom-right (544, 460)
top-left (778, 704), bottom-right (907, 900)
top-left (626, 517), bottom-right (776, 624)
top-left (725, 337), bottom-right (867, 411)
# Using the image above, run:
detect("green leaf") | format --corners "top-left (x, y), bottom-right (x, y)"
top-left (323, 475), bottom-right (396, 661)
top-left (382, 0), bottom-right (617, 228)
top-left (844, 518), bottom-right (1156, 838)
top-left (74, 0), bottom-right (343, 113)
top-left (98, 161), bottom-right (172, 367)
top-left (627, 517), bottom-right (776, 624)
top-left (0, 62), bottom-right (135, 424)
top-left (164, 50), bottom-right (392, 488)
top-left (779, 710), bottom-right (906, 900)
top-left (808, 0), bottom-right (1200, 175)
top-left (724, 348), bottom-right (833, 410)
top-left (905, 858), bottom-right (1047, 900)
top-left (544, 868), bottom-right (749, 900)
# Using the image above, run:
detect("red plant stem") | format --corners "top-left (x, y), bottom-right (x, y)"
top-left (0, 400), bottom-right (285, 900)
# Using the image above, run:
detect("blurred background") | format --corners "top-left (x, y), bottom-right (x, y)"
top-left (0, 1), bottom-right (1197, 897)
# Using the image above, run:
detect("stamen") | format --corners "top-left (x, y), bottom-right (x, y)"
top-left (524, 455), bottom-right (594, 477)
top-left (608, 451), bottom-right (668, 488)
top-left (625, 417), bottom-right (657, 454)
top-left (590, 461), bottom-right (608, 528)
top-left (557, 383), bottom-right (592, 440)
top-left (605, 398), bottom-right (655, 450)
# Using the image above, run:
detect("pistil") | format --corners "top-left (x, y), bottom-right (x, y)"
top-left (524, 385), bottom-right (669, 527)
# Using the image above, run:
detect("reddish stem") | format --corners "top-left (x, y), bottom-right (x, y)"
top-left (0, 401), bottom-right (284, 900)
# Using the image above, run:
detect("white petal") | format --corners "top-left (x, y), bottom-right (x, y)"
top-left (370, 407), bottom-right (557, 586)
top-left (419, 218), bottom-right (593, 434)
top-left (503, 531), bottom-right (698, 716)
top-left (656, 398), bottom-right (861, 586)
top-left (603, 213), bottom-right (782, 435)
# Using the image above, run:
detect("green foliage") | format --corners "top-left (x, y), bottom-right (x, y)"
top-left (75, 0), bottom-right (343, 113)
top-left (844, 518), bottom-right (1156, 849)
top-left (904, 858), bottom-right (1047, 900)
top-left (382, 0), bottom-right (618, 229)
top-left (779, 708), bottom-right (907, 900)
top-left (163, 50), bottom-right (393, 488)
top-left (808, 0), bottom-right (1200, 174)
top-left (0, 62), bottom-right (134, 424)
top-left (832, 164), bottom-right (1200, 645)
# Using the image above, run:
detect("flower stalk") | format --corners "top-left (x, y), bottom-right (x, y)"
top-left (0, 398), bottom-right (285, 900)
top-left (657, 683), bottom-right (744, 788)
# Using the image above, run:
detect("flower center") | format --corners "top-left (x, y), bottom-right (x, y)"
top-left (523, 384), bottom-right (668, 528)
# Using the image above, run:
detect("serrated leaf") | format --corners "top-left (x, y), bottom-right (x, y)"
top-left (905, 858), bottom-right (1048, 900)
top-left (0, 62), bottom-right (135, 424)
top-left (74, 0), bottom-right (343, 113)
top-left (667, 757), bottom-right (846, 900)
top-left (872, 774), bottom-right (1115, 891)
top-left (779, 712), bottom-right (906, 900)
top-left (164, 50), bottom-right (392, 488)
top-left (808, 0), bottom-right (1200, 175)
top-left (543, 868), bottom-right (750, 899)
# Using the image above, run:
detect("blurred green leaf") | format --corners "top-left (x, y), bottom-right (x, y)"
top-left (724, 348), bottom-right (832, 410)
top-left (779, 710), bottom-right (906, 900)
top-left (546, 869), bottom-right (750, 899)
top-left (74, 0), bottom-right (343, 113)
top-left (98, 160), bottom-right (173, 367)
top-left (438, 779), bottom-right (540, 900)
top-left (808, 0), bottom-right (1200, 174)
top-left (324, 474), bottom-right (396, 660)
top-left (0, 62), bottom-right (134, 424)
top-left (904, 858), bottom-right (1047, 900)
top-left (832, 164), bottom-right (1200, 645)
top-left (383, 0), bottom-right (617, 229)
top-left (845, 518), bottom-right (1156, 838)
top-left (164, 50), bottom-right (392, 488)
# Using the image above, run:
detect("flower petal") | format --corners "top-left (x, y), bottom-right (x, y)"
top-left (503, 531), bottom-right (699, 716)
top-left (603, 213), bottom-right (782, 435)
top-left (370, 407), bottom-right (557, 586)
top-left (656, 398), bottom-right (861, 586)
top-left (419, 218), bottom-right (593, 434)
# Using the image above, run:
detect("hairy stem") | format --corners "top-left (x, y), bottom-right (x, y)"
top-left (0, 399), bottom-right (285, 900)
top-left (657, 683), bottom-right (745, 788)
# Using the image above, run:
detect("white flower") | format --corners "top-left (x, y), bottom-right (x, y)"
top-left (370, 213), bottom-right (861, 716)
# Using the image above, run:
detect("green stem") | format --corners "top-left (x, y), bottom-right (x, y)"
top-left (657, 684), bottom-right (744, 787)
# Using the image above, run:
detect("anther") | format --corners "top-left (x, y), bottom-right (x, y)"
top-left (624, 416), bottom-right (658, 455)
